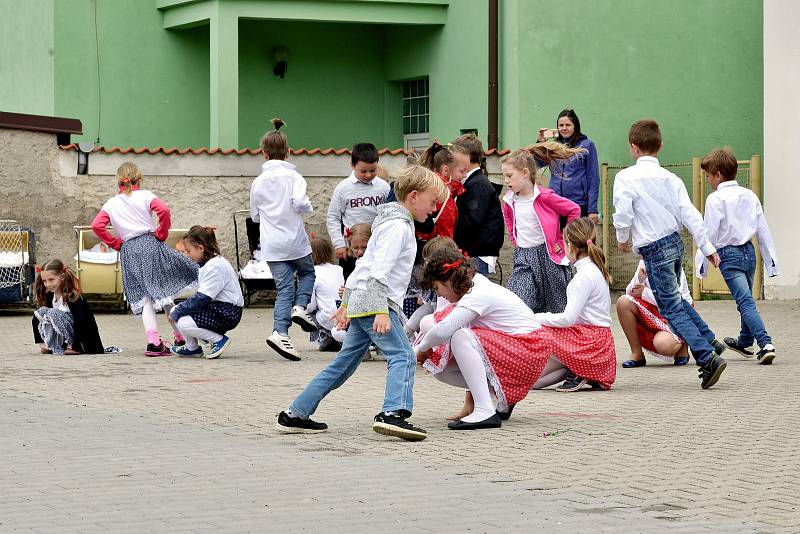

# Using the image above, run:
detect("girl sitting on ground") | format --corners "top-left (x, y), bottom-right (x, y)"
top-left (169, 226), bottom-right (244, 359)
top-left (308, 236), bottom-right (346, 352)
top-left (532, 217), bottom-right (617, 392)
top-left (616, 259), bottom-right (690, 367)
top-left (32, 259), bottom-right (105, 355)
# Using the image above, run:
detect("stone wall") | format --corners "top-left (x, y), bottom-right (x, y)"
top-left (1, 130), bottom-right (514, 280)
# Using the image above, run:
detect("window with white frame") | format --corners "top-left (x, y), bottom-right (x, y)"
top-left (403, 78), bottom-right (429, 135)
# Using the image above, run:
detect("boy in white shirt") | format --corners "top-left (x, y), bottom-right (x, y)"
top-left (613, 119), bottom-right (727, 389)
top-left (326, 143), bottom-right (390, 277)
top-left (277, 165), bottom-right (447, 441)
top-left (250, 119), bottom-right (316, 361)
top-left (696, 148), bottom-right (778, 364)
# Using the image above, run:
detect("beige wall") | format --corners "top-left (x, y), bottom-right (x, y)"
top-left (1, 129), bottom-right (512, 278)
top-left (764, 1), bottom-right (800, 299)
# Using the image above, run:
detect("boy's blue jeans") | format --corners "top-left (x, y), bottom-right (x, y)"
top-left (288, 309), bottom-right (415, 419)
top-left (719, 242), bottom-right (771, 348)
top-left (639, 232), bottom-right (716, 367)
top-left (267, 254), bottom-right (315, 335)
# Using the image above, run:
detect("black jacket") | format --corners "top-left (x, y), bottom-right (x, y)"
top-left (453, 170), bottom-right (505, 257)
top-left (32, 294), bottom-right (105, 354)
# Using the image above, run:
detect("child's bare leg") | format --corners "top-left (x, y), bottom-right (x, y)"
top-left (653, 331), bottom-right (684, 358)
top-left (617, 296), bottom-right (645, 360)
top-left (447, 391), bottom-right (474, 421)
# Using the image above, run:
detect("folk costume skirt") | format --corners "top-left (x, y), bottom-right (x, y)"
top-left (34, 307), bottom-right (74, 354)
top-left (507, 244), bottom-right (572, 314)
top-left (422, 307), bottom-right (552, 412)
top-left (540, 324), bottom-right (617, 389)
top-left (120, 233), bottom-right (199, 315)
top-left (624, 295), bottom-right (685, 361)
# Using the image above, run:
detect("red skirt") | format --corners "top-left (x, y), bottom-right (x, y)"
top-left (539, 324), bottom-right (617, 390)
top-left (422, 307), bottom-right (552, 412)
top-left (625, 295), bottom-right (684, 361)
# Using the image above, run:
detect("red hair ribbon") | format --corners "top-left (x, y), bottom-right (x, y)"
top-left (441, 259), bottom-right (463, 273)
top-left (34, 264), bottom-right (42, 273)
top-left (344, 227), bottom-right (351, 239)
top-left (308, 231), bottom-right (316, 239)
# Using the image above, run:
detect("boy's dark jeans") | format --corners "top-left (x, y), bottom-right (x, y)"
top-left (719, 241), bottom-right (771, 348)
top-left (639, 232), bottom-right (716, 366)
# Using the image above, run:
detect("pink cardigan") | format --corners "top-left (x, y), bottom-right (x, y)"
top-left (502, 185), bottom-right (581, 265)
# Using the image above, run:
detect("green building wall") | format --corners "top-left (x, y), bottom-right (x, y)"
top-left (0, 0), bottom-right (763, 163)
top-left (501, 0), bottom-right (764, 165)
top-left (0, 0), bottom-right (55, 117)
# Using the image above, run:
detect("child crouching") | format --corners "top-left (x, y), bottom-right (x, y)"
top-left (33, 259), bottom-right (105, 355)
top-left (308, 236), bottom-right (346, 352)
top-left (170, 226), bottom-right (244, 359)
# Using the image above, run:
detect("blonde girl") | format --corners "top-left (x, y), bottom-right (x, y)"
top-left (501, 143), bottom-right (584, 314)
top-left (32, 259), bottom-right (105, 355)
top-left (92, 162), bottom-right (198, 356)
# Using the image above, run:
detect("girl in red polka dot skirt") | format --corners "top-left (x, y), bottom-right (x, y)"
top-left (616, 259), bottom-right (690, 368)
top-left (532, 217), bottom-right (617, 392)
top-left (413, 249), bottom-right (554, 430)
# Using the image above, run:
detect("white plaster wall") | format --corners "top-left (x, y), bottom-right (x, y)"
top-left (764, 0), bottom-right (800, 299)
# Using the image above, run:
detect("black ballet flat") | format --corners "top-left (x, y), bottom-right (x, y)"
top-left (496, 403), bottom-right (516, 421)
top-left (447, 413), bottom-right (502, 430)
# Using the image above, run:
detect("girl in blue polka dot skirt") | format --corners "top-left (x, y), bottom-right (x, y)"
top-left (169, 226), bottom-right (244, 359)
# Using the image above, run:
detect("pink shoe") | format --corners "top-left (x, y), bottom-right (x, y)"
top-left (144, 342), bottom-right (171, 357)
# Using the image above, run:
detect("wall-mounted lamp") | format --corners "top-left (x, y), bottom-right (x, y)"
top-left (272, 46), bottom-right (289, 78)
top-left (77, 141), bottom-right (95, 175)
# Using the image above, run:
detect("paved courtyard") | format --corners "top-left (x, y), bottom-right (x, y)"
top-left (2, 299), bottom-right (799, 533)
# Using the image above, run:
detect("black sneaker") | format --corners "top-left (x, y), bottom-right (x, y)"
top-left (318, 336), bottom-right (342, 353)
top-left (711, 338), bottom-right (727, 356)
top-left (372, 412), bottom-right (427, 441)
top-left (698, 355), bottom-right (727, 389)
top-left (756, 344), bottom-right (776, 365)
top-left (275, 411), bottom-right (328, 434)
top-left (723, 337), bottom-right (754, 358)
top-left (555, 373), bottom-right (588, 392)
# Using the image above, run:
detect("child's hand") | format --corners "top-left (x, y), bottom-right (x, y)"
top-left (338, 286), bottom-right (345, 298)
top-left (707, 252), bottom-right (721, 268)
top-left (588, 213), bottom-right (599, 224)
top-left (618, 242), bottom-right (632, 253)
top-left (333, 306), bottom-right (349, 330)
top-left (335, 247), bottom-right (348, 260)
top-left (416, 348), bottom-right (432, 365)
top-left (372, 313), bottom-right (391, 334)
top-left (630, 284), bottom-right (645, 298)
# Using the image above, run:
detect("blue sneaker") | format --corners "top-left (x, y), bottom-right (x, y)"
top-left (206, 335), bottom-right (231, 359)
top-left (171, 345), bottom-right (204, 357)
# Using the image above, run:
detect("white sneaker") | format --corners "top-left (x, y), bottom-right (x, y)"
top-left (291, 305), bottom-right (317, 332)
top-left (266, 330), bottom-right (300, 361)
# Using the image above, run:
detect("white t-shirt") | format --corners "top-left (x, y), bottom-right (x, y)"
top-left (198, 256), bottom-right (244, 307)
top-left (52, 294), bottom-right (71, 313)
top-left (456, 274), bottom-right (540, 334)
top-left (513, 195), bottom-right (545, 247)
top-left (309, 263), bottom-right (345, 331)
top-left (101, 190), bottom-right (158, 241)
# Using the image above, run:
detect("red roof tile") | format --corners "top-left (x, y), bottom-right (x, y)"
top-left (59, 144), bottom-right (510, 156)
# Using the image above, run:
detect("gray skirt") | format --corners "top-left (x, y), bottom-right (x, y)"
top-left (121, 233), bottom-right (199, 315)
top-left (34, 307), bottom-right (74, 354)
top-left (506, 243), bottom-right (572, 314)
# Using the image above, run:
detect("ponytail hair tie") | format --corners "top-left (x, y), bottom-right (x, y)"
top-left (34, 264), bottom-right (42, 273)
top-left (586, 239), bottom-right (593, 246)
top-left (441, 259), bottom-right (463, 274)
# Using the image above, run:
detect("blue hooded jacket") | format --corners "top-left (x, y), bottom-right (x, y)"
top-left (540, 135), bottom-right (600, 214)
